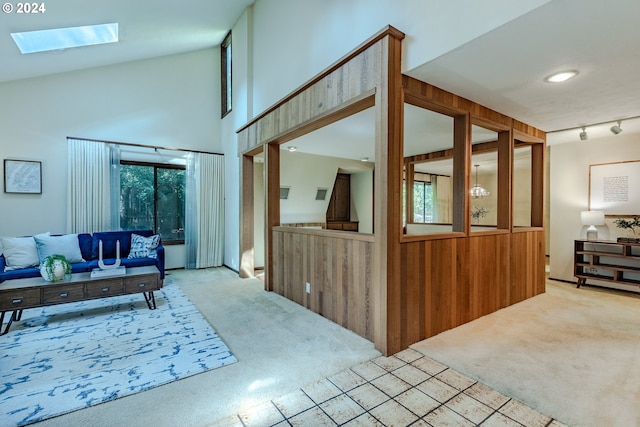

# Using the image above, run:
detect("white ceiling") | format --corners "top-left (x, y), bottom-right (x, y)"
top-left (2, 0), bottom-right (639, 155)
top-left (406, 0), bottom-right (640, 146)
top-left (409, 0), bottom-right (640, 133)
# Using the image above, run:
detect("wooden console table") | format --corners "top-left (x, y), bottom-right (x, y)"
top-left (574, 239), bottom-right (640, 289)
top-left (0, 265), bottom-right (161, 335)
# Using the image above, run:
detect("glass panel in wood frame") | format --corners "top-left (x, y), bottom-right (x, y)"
top-left (403, 103), bottom-right (459, 236)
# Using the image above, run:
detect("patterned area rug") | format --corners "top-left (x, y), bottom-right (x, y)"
top-left (0, 278), bottom-right (237, 426)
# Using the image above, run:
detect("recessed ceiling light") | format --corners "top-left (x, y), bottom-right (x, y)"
top-left (544, 70), bottom-right (578, 83)
top-left (360, 157), bottom-right (369, 162)
top-left (11, 23), bottom-right (119, 54)
top-left (287, 146), bottom-right (297, 152)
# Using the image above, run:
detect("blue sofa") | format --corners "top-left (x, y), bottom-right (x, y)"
top-left (0, 230), bottom-right (165, 283)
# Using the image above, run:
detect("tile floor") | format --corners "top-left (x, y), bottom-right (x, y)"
top-left (215, 348), bottom-right (567, 427)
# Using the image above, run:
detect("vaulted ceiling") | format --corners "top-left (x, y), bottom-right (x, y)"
top-left (0, 0), bottom-right (253, 83)
top-left (2, 0), bottom-right (639, 146)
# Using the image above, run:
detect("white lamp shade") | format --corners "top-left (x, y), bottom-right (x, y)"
top-left (581, 210), bottom-right (605, 226)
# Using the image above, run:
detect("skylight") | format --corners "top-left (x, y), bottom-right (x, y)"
top-left (11, 23), bottom-right (119, 54)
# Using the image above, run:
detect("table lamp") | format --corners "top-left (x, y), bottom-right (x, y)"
top-left (581, 210), bottom-right (605, 240)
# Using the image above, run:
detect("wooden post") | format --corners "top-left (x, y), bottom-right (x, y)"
top-left (264, 142), bottom-right (280, 291)
top-left (497, 130), bottom-right (513, 230)
top-left (375, 32), bottom-right (405, 356)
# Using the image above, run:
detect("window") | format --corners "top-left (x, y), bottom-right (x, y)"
top-left (221, 31), bottom-right (232, 118)
top-left (413, 181), bottom-right (433, 222)
top-left (12, 22), bottom-right (118, 54)
top-left (120, 162), bottom-right (185, 243)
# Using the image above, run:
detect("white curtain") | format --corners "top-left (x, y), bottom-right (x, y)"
top-left (109, 145), bottom-right (121, 231)
top-left (435, 175), bottom-right (452, 223)
top-left (185, 153), bottom-right (225, 269)
top-left (67, 138), bottom-right (120, 233)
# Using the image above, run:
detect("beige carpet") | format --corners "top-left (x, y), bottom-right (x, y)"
top-left (412, 280), bottom-right (640, 427)
top-left (28, 268), bottom-right (639, 426)
top-left (31, 267), bottom-right (380, 427)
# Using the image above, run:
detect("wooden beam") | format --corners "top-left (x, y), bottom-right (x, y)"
top-left (265, 91), bottom-right (375, 147)
top-left (405, 149), bottom-right (455, 164)
top-left (237, 26), bottom-right (405, 134)
top-left (404, 140), bottom-right (499, 164)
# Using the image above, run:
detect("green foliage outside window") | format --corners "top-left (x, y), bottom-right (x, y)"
top-left (413, 181), bottom-right (433, 222)
top-left (120, 163), bottom-right (185, 242)
top-left (402, 180), bottom-right (434, 224)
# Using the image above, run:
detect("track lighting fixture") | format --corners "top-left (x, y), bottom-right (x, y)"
top-left (579, 127), bottom-right (588, 141)
top-left (610, 120), bottom-right (623, 135)
top-left (550, 116), bottom-right (639, 141)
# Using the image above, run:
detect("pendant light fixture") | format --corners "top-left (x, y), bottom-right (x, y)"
top-left (470, 164), bottom-right (490, 199)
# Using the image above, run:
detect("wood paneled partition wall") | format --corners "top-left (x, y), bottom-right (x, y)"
top-left (272, 228), bottom-right (375, 341)
top-left (237, 26), bottom-right (546, 356)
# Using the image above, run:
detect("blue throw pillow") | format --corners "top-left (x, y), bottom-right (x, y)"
top-left (128, 234), bottom-right (160, 259)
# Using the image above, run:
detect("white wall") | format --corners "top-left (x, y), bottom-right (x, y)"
top-left (0, 49), bottom-right (220, 271)
top-left (164, 246), bottom-right (187, 270)
top-left (470, 170), bottom-right (498, 226)
top-left (549, 133), bottom-right (640, 292)
top-left (221, 8), bottom-right (252, 271)
top-left (250, 0), bottom-right (550, 114)
top-left (513, 161), bottom-right (533, 227)
top-left (279, 151), bottom-right (373, 225)
top-left (351, 169), bottom-right (374, 234)
top-left (253, 161), bottom-right (265, 268)
top-left (419, 167), bottom-right (533, 229)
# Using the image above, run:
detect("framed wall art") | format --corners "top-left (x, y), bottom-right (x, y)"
top-left (589, 160), bottom-right (640, 216)
top-left (4, 159), bottom-right (42, 194)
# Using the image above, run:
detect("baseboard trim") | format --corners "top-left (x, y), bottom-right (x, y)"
top-left (223, 264), bottom-right (239, 274)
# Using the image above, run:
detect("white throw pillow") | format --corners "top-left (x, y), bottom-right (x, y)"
top-left (34, 234), bottom-right (85, 265)
top-left (1, 232), bottom-right (50, 270)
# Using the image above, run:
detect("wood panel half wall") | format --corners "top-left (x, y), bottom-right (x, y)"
top-left (273, 227), bottom-right (375, 341)
top-left (397, 230), bottom-right (545, 350)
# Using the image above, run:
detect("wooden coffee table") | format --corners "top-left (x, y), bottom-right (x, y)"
top-left (0, 265), bottom-right (161, 335)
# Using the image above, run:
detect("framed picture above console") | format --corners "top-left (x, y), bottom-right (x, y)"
top-left (589, 160), bottom-right (640, 216)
